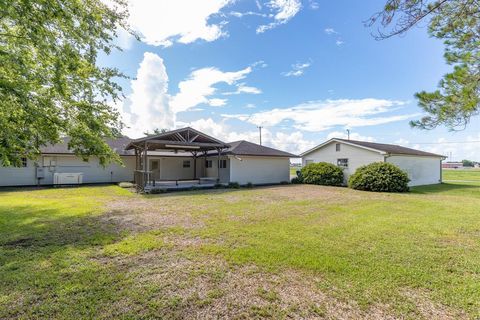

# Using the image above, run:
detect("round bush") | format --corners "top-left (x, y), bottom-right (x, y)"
top-left (348, 162), bottom-right (410, 192)
top-left (301, 162), bottom-right (344, 186)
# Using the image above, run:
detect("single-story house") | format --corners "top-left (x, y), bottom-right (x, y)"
top-left (0, 127), bottom-right (296, 190)
top-left (300, 138), bottom-right (446, 186)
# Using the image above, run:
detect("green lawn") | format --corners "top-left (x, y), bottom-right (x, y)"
top-left (443, 168), bottom-right (480, 181)
top-left (1, 183), bottom-right (479, 319)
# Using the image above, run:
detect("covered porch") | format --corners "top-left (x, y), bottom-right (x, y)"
top-left (125, 127), bottom-right (230, 192)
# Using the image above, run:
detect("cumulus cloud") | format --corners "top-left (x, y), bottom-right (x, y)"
top-left (282, 61), bottom-right (312, 77)
top-left (256, 0), bottom-right (302, 33)
top-left (120, 52), bottom-right (173, 138)
top-left (119, 53), bottom-right (260, 137)
top-left (224, 99), bottom-right (417, 132)
top-left (127, 0), bottom-right (233, 47)
top-left (183, 118), bottom-right (315, 154)
top-left (170, 66), bottom-right (252, 113)
top-left (326, 131), bottom-right (376, 142)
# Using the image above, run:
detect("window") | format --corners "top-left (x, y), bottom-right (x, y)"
top-left (335, 143), bottom-right (341, 152)
top-left (205, 160), bottom-right (213, 168)
top-left (21, 157), bottom-right (27, 168)
top-left (183, 160), bottom-right (191, 168)
top-left (337, 158), bottom-right (348, 169)
top-left (218, 159), bottom-right (227, 169)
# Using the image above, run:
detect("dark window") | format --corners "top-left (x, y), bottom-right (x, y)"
top-left (337, 158), bottom-right (348, 168)
top-left (335, 143), bottom-right (341, 152)
top-left (205, 160), bottom-right (212, 168)
top-left (21, 157), bottom-right (27, 167)
top-left (183, 160), bottom-right (191, 168)
top-left (218, 159), bottom-right (227, 169)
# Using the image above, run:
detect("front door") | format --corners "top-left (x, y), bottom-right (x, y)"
top-left (150, 160), bottom-right (160, 180)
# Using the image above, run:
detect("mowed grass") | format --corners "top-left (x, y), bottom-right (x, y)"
top-left (1, 182), bottom-right (479, 318)
top-left (443, 168), bottom-right (480, 181)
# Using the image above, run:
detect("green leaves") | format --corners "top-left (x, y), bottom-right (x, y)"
top-left (0, 0), bottom-right (133, 166)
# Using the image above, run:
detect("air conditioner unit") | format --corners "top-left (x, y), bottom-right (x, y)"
top-left (53, 173), bottom-right (83, 185)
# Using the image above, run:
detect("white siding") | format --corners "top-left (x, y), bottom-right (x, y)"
top-left (0, 156), bottom-right (135, 186)
top-left (387, 155), bottom-right (442, 186)
top-left (302, 142), bottom-right (384, 181)
top-left (229, 156), bottom-right (290, 185)
top-left (0, 159), bottom-right (37, 186)
top-left (154, 157), bottom-right (195, 180)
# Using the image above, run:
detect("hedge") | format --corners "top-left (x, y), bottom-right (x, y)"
top-left (300, 162), bottom-right (344, 186)
top-left (348, 162), bottom-right (410, 192)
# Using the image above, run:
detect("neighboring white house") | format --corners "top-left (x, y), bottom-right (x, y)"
top-left (300, 138), bottom-right (446, 186)
top-left (0, 128), bottom-right (295, 188)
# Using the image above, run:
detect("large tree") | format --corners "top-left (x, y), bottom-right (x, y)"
top-left (368, 0), bottom-right (480, 130)
top-left (0, 0), bottom-right (133, 167)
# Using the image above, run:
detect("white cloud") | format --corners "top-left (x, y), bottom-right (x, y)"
top-left (224, 99), bottom-right (416, 132)
top-left (326, 131), bottom-right (376, 142)
top-left (170, 66), bottom-right (252, 113)
top-left (324, 28), bottom-right (337, 35)
top-left (245, 103), bottom-right (256, 109)
top-left (309, 0), bottom-right (319, 10)
top-left (256, 0), bottom-right (302, 33)
top-left (119, 53), bottom-right (260, 138)
top-left (208, 98), bottom-right (228, 107)
top-left (128, 0), bottom-right (232, 47)
top-left (282, 61), bottom-right (312, 77)
top-left (223, 83), bottom-right (262, 95)
top-left (120, 52), bottom-right (173, 138)
top-left (394, 134), bottom-right (480, 161)
top-left (184, 118), bottom-right (314, 155)
top-left (325, 27), bottom-right (345, 46)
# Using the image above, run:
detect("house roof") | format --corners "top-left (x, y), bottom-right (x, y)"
top-left (222, 140), bottom-right (297, 158)
top-left (301, 138), bottom-right (445, 158)
top-left (125, 127), bottom-right (230, 151)
top-left (40, 136), bottom-right (135, 156)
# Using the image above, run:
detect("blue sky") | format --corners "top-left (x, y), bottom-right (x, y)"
top-left (101, 0), bottom-right (480, 161)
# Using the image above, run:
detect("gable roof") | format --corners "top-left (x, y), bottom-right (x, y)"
top-left (125, 127), bottom-right (229, 151)
top-left (223, 140), bottom-right (297, 157)
top-left (301, 138), bottom-right (445, 158)
top-left (40, 136), bottom-right (134, 156)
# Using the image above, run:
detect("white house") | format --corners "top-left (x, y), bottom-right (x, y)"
top-left (0, 128), bottom-right (295, 189)
top-left (300, 138), bottom-right (446, 186)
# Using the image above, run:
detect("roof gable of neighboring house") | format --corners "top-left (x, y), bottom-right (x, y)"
top-left (301, 138), bottom-right (445, 158)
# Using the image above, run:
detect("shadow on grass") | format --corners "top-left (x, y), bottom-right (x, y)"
top-left (0, 203), bottom-right (131, 319)
top-left (411, 182), bottom-right (480, 196)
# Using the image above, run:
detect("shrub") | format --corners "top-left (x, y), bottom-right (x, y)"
top-left (245, 182), bottom-right (254, 188)
top-left (228, 182), bottom-right (240, 189)
top-left (290, 177), bottom-right (302, 184)
top-left (300, 162), bottom-right (343, 186)
top-left (214, 183), bottom-right (225, 189)
top-left (348, 162), bottom-right (410, 192)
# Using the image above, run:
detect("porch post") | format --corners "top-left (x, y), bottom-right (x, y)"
top-left (193, 151), bottom-right (197, 180)
top-left (144, 141), bottom-right (148, 187)
top-left (217, 147), bottom-right (220, 183)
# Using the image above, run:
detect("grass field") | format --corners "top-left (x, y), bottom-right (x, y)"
top-left (1, 181), bottom-right (479, 319)
top-left (443, 168), bottom-right (480, 182)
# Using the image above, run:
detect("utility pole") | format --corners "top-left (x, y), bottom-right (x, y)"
top-left (257, 126), bottom-right (263, 145)
top-left (346, 129), bottom-right (350, 140)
